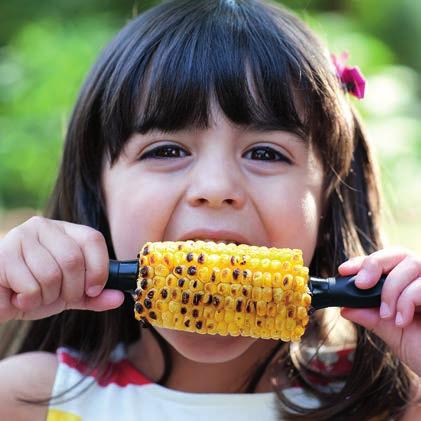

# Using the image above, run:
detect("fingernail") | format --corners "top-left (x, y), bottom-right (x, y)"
top-left (87, 285), bottom-right (102, 297)
top-left (379, 302), bottom-right (391, 318)
top-left (395, 312), bottom-right (404, 326)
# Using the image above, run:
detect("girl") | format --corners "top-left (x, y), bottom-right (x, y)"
top-left (0, 0), bottom-right (420, 419)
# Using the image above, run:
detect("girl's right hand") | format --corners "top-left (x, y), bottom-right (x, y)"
top-left (0, 216), bottom-right (125, 323)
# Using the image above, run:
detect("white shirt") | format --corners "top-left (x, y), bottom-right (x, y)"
top-left (47, 346), bottom-right (321, 421)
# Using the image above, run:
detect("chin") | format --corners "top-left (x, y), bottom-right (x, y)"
top-left (155, 327), bottom-right (258, 363)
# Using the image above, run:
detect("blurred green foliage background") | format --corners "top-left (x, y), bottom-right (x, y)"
top-left (0, 0), bottom-right (420, 251)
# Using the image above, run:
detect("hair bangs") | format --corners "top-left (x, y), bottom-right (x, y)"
top-left (100, 0), bottom-right (322, 162)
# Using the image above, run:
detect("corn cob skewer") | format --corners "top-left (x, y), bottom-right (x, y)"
top-left (106, 241), bottom-right (385, 342)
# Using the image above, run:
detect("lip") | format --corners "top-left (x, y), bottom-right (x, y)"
top-left (178, 229), bottom-right (252, 245)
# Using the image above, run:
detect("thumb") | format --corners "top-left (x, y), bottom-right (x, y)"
top-left (72, 290), bottom-right (126, 312)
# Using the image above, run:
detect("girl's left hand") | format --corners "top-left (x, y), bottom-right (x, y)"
top-left (338, 247), bottom-right (421, 376)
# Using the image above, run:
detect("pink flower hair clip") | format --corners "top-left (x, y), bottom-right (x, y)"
top-left (331, 52), bottom-right (366, 99)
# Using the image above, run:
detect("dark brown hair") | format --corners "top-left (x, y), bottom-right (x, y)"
top-left (6, 0), bottom-right (412, 418)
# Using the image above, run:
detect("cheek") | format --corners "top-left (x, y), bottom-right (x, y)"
top-left (298, 192), bottom-right (321, 264)
top-left (155, 327), bottom-right (258, 363)
top-left (257, 180), bottom-right (322, 266)
top-left (104, 170), bottom-right (183, 259)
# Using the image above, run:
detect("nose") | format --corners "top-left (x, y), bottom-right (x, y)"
top-left (185, 156), bottom-right (246, 209)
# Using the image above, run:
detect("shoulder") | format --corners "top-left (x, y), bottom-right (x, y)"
top-left (0, 351), bottom-right (58, 420)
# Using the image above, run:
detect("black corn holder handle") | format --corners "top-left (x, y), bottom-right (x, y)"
top-left (107, 260), bottom-right (139, 292)
top-left (309, 275), bottom-right (386, 310)
top-left (106, 259), bottom-right (386, 309)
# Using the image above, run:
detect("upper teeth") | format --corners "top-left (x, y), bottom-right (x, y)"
top-left (193, 238), bottom-right (239, 245)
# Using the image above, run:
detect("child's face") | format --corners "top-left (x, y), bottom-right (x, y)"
top-left (102, 107), bottom-right (324, 363)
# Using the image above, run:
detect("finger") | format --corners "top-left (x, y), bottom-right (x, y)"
top-left (21, 238), bottom-right (62, 306)
top-left (351, 248), bottom-right (409, 289)
top-left (340, 307), bottom-right (402, 349)
top-left (36, 220), bottom-right (86, 304)
top-left (394, 278), bottom-right (421, 328)
top-left (16, 290), bottom-right (124, 320)
top-left (0, 286), bottom-right (17, 322)
top-left (4, 255), bottom-right (42, 312)
top-left (379, 255), bottom-right (421, 320)
top-left (71, 290), bottom-right (125, 312)
top-left (54, 221), bottom-right (109, 298)
top-left (338, 256), bottom-right (366, 274)
top-left (340, 307), bottom-right (380, 330)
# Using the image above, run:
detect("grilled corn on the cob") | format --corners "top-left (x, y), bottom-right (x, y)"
top-left (134, 241), bottom-right (311, 341)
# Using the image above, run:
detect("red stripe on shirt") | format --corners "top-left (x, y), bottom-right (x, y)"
top-left (59, 349), bottom-right (152, 387)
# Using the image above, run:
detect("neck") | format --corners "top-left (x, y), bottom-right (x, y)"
top-left (127, 329), bottom-right (285, 394)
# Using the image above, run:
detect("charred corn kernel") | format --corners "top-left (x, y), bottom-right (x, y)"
top-left (245, 299), bottom-right (255, 314)
top-left (230, 284), bottom-right (242, 297)
top-left (154, 276), bottom-right (166, 289)
top-left (281, 274), bottom-right (293, 290)
top-left (252, 286), bottom-right (262, 301)
top-left (203, 307), bottom-right (215, 319)
top-left (134, 241), bottom-right (311, 341)
top-left (217, 283), bottom-right (230, 296)
top-left (156, 300), bottom-right (169, 312)
top-left (267, 302), bottom-right (277, 318)
top-left (235, 298), bottom-right (245, 312)
top-left (206, 319), bottom-right (217, 334)
top-left (241, 285), bottom-right (252, 298)
top-left (189, 279), bottom-right (203, 291)
top-left (210, 268), bottom-right (221, 283)
top-left (221, 268), bottom-right (231, 282)
top-left (215, 309), bottom-right (225, 321)
top-left (204, 282), bottom-right (218, 294)
top-left (283, 290), bottom-right (294, 305)
top-left (242, 269), bottom-right (252, 284)
top-left (166, 274), bottom-right (178, 288)
top-left (225, 296), bottom-right (235, 311)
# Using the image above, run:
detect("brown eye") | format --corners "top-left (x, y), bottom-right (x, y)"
top-left (243, 146), bottom-right (291, 163)
top-left (139, 144), bottom-right (191, 160)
